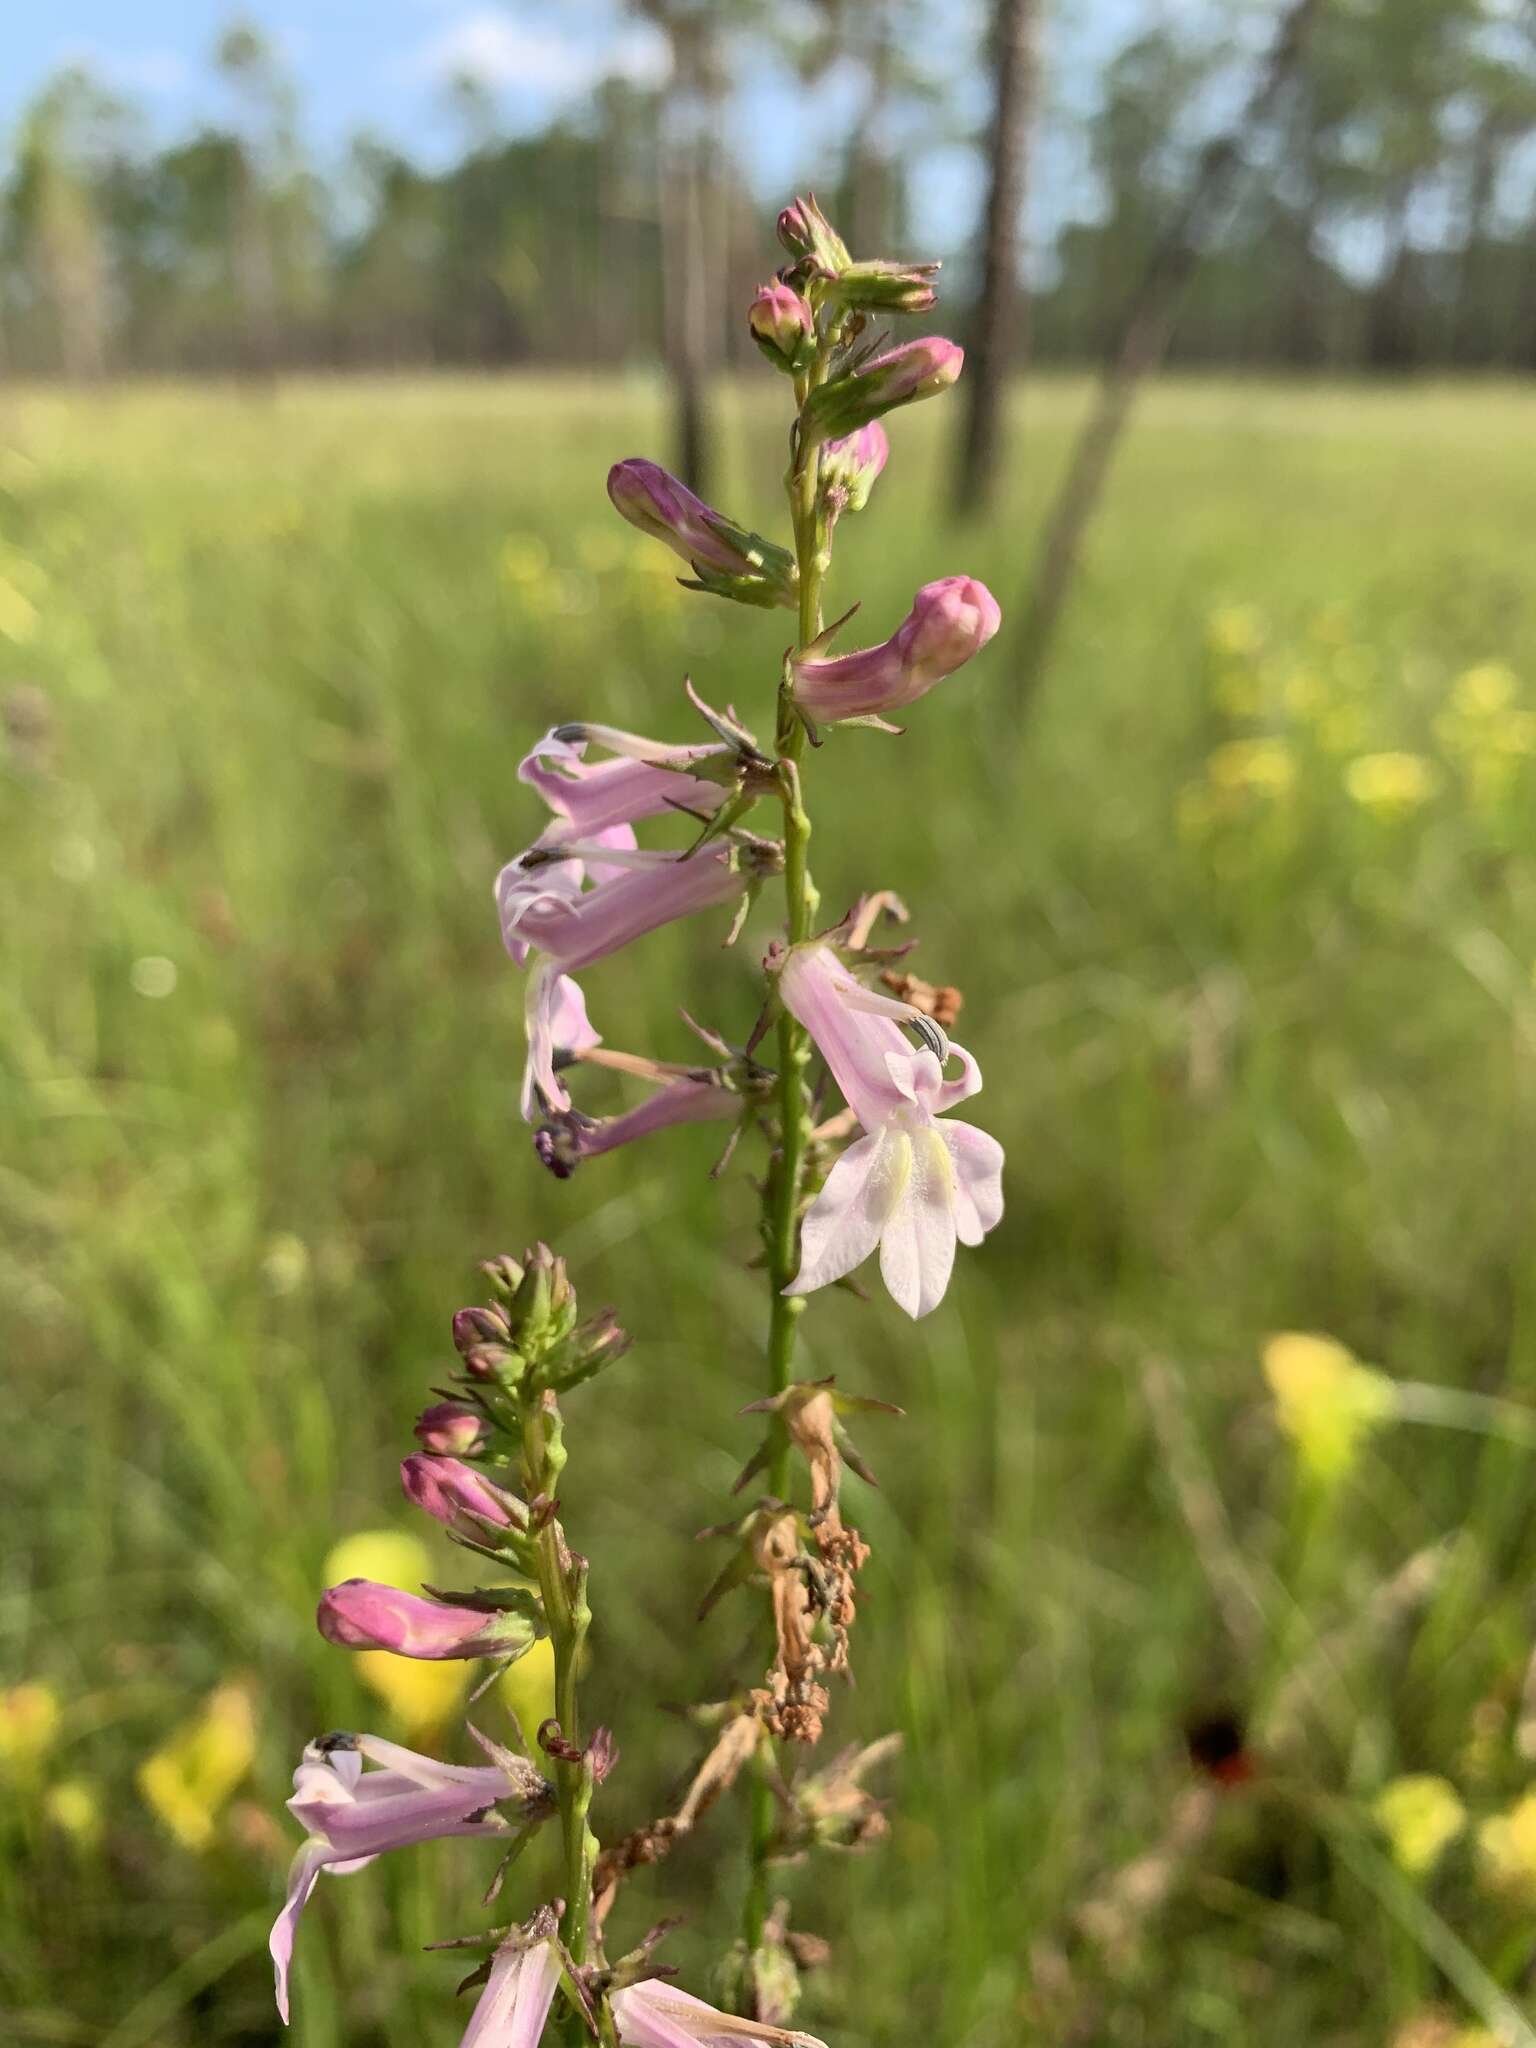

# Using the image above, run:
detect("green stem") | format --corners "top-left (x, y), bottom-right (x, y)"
top-left (519, 1401), bottom-right (597, 1976)
top-left (744, 360), bottom-right (828, 1965)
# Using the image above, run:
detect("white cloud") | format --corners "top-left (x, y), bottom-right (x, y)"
top-left (414, 9), bottom-right (668, 96)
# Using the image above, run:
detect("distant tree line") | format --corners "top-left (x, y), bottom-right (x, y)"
top-left (4, 0), bottom-right (1536, 384)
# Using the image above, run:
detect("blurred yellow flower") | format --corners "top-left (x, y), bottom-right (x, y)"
top-left (1206, 605), bottom-right (1263, 661)
top-left (1486, 711), bottom-right (1536, 757)
top-left (261, 1232), bottom-right (311, 1297)
top-left (500, 535), bottom-right (551, 586)
top-left (1344, 751), bottom-right (1438, 816)
top-left (1207, 737), bottom-right (1295, 798)
top-left (1452, 662), bottom-right (1517, 719)
top-left (576, 530), bottom-right (625, 574)
top-left (1263, 1331), bottom-right (1397, 1481)
top-left (0, 1683), bottom-right (61, 1772)
top-left (1374, 1774), bottom-right (1465, 1877)
top-left (323, 1528), bottom-right (431, 1594)
top-left (1476, 1788), bottom-right (1536, 1898)
top-left (138, 1682), bottom-right (256, 1852)
top-left (501, 1633), bottom-right (557, 1745)
top-left (45, 1777), bottom-right (103, 1850)
top-left (1282, 666), bottom-right (1329, 720)
top-left (354, 1651), bottom-right (466, 1739)
top-left (0, 578), bottom-right (38, 644)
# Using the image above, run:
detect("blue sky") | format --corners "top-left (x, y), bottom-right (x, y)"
top-left (1, 3), bottom-right (1218, 253)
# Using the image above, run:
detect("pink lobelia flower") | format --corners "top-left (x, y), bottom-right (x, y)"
top-left (535, 1075), bottom-right (739, 1178)
top-left (607, 459), bottom-right (797, 609)
top-left (777, 943), bottom-right (1004, 1318)
top-left (317, 1580), bottom-right (538, 1661)
top-left (791, 577), bottom-right (1000, 725)
top-left (610, 1979), bottom-right (827, 2048)
top-left (800, 336), bottom-right (963, 444)
top-left (400, 1454), bottom-right (522, 1535)
top-left (498, 842), bottom-right (753, 1121)
top-left (270, 1732), bottom-right (545, 2024)
top-left (519, 725), bottom-right (726, 842)
top-left (458, 1934), bottom-right (563, 2048)
top-left (413, 1402), bottom-right (488, 1456)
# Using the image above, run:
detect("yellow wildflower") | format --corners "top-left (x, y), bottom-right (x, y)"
top-left (138, 1682), bottom-right (256, 1852)
top-left (1205, 605), bottom-right (1263, 661)
top-left (501, 1634), bottom-right (557, 1745)
top-left (321, 1529), bottom-right (467, 1735)
top-left (45, 1778), bottom-right (103, 1850)
top-left (1476, 1788), bottom-right (1536, 1898)
top-left (499, 535), bottom-right (551, 585)
top-left (1344, 752), bottom-right (1438, 816)
top-left (323, 1528), bottom-right (431, 1595)
top-left (1282, 666), bottom-right (1329, 720)
top-left (1374, 1774), bottom-right (1465, 1877)
top-left (1452, 663), bottom-right (1517, 720)
top-left (0, 1683), bottom-right (61, 1772)
top-left (1263, 1332), bottom-right (1397, 1482)
top-left (353, 1651), bottom-right (466, 1740)
top-left (1206, 737), bottom-right (1296, 798)
top-left (0, 579), bottom-right (38, 644)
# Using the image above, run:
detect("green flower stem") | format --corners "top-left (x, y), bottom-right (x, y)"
top-left (518, 1399), bottom-right (598, 1978)
top-left (744, 355), bottom-right (829, 1963)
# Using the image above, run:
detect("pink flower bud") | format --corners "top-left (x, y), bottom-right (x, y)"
top-left (776, 194), bottom-right (850, 274)
top-left (818, 421), bottom-right (889, 518)
top-left (412, 1402), bottom-right (487, 1455)
top-left (791, 576), bottom-right (1001, 723)
top-left (801, 337), bottom-right (963, 444)
top-left (824, 259), bottom-right (939, 315)
top-left (748, 281), bottom-right (816, 374)
top-left (400, 1454), bottom-right (520, 1532)
top-left (317, 1580), bottom-right (537, 1661)
top-left (607, 459), bottom-right (796, 609)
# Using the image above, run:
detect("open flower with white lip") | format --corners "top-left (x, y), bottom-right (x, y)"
top-left (518, 724), bottom-right (726, 841)
top-left (270, 1732), bottom-right (546, 2024)
top-left (778, 943), bottom-right (1003, 1318)
top-left (610, 1979), bottom-right (827, 2048)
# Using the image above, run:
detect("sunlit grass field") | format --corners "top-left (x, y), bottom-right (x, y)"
top-left (7, 373), bottom-right (1536, 2047)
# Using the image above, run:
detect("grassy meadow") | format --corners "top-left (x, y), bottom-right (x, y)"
top-left (8, 373), bottom-right (1536, 2047)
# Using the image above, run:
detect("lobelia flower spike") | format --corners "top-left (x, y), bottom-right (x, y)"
top-left (608, 459), bottom-right (798, 609)
top-left (610, 1979), bottom-right (828, 2048)
top-left (791, 576), bottom-right (1001, 726)
top-left (270, 1731), bottom-right (549, 2024)
top-left (777, 942), bottom-right (1004, 1318)
top-left (317, 1581), bottom-right (541, 1661)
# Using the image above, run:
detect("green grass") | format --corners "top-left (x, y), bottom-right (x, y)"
top-left (7, 372), bottom-right (1536, 2046)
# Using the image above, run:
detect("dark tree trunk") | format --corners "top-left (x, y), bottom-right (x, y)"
top-left (1008, 0), bottom-right (1323, 713)
top-left (953, 0), bottom-right (1040, 517)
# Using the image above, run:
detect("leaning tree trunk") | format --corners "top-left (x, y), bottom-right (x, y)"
top-left (1007, 0), bottom-right (1323, 713)
top-left (952, 0), bottom-right (1041, 517)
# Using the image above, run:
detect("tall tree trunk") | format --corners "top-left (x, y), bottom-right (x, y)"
top-left (645, 4), bottom-right (717, 497)
top-left (953, 0), bottom-right (1040, 517)
top-left (1455, 128), bottom-right (1497, 367)
top-left (1365, 186), bottom-right (1416, 374)
top-left (1007, 0), bottom-right (1322, 714)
